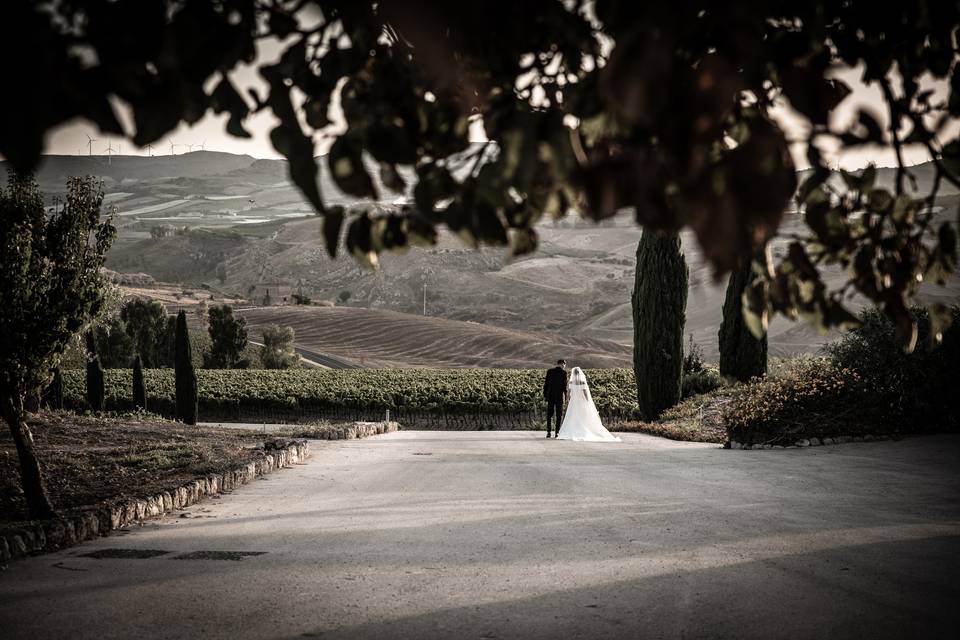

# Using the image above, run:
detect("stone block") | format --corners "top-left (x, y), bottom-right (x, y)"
top-left (81, 511), bottom-right (100, 539)
top-left (9, 534), bottom-right (27, 558)
top-left (95, 508), bottom-right (112, 533)
top-left (796, 439), bottom-right (810, 447)
top-left (110, 506), bottom-right (124, 529)
top-left (809, 437), bottom-right (821, 446)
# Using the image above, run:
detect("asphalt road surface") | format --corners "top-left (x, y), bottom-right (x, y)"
top-left (1, 431), bottom-right (958, 639)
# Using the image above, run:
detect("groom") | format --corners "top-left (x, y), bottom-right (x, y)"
top-left (543, 359), bottom-right (568, 438)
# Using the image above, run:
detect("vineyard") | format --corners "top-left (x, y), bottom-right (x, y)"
top-left (61, 368), bottom-right (643, 429)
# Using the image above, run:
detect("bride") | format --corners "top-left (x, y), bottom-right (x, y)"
top-left (556, 367), bottom-right (621, 442)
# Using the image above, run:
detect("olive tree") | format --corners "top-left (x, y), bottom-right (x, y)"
top-left (0, 172), bottom-right (115, 518)
top-left (205, 304), bottom-right (249, 369)
top-left (261, 325), bottom-right (299, 369)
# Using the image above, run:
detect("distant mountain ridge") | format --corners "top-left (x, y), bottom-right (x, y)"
top-left (3, 150), bottom-right (951, 199)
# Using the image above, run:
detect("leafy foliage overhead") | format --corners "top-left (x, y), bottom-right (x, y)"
top-left (4, 0), bottom-right (959, 346)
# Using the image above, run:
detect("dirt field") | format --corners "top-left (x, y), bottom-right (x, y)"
top-left (237, 305), bottom-right (633, 368)
top-left (0, 412), bottom-right (270, 524)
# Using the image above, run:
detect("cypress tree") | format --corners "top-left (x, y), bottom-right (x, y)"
top-left (174, 311), bottom-right (198, 424)
top-left (719, 257), bottom-right (768, 381)
top-left (85, 332), bottom-right (105, 412)
top-left (632, 229), bottom-right (688, 420)
top-left (132, 354), bottom-right (147, 411)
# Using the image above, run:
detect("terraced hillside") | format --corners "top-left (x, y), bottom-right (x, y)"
top-left (237, 306), bottom-right (632, 369)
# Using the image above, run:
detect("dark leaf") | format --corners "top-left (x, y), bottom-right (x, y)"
top-left (858, 109), bottom-right (884, 144)
top-left (345, 213), bottom-right (378, 270)
top-left (928, 302), bottom-right (954, 346)
top-left (414, 164), bottom-right (458, 218)
top-left (268, 10), bottom-right (298, 39)
top-left (328, 136), bottom-right (378, 199)
top-left (867, 189), bottom-right (894, 214)
top-left (797, 169), bottom-right (830, 204)
top-left (322, 206), bottom-right (344, 258)
top-left (379, 163), bottom-right (406, 194)
top-left (941, 139), bottom-right (960, 177)
top-left (404, 210), bottom-right (438, 247)
top-left (211, 76), bottom-right (251, 138)
top-left (840, 169), bottom-right (861, 191)
top-left (823, 299), bottom-right (862, 331)
top-left (509, 227), bottom-right (538, 257)
top-left (270, 123), bottom-right (323, 213)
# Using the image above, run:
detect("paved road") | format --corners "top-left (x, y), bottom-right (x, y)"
top-left (2, 432), bottom-right (958, 639)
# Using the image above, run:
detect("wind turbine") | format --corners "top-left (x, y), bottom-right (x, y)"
top-left (186, 143), bottom-right (195, 153)
top-left (169, 141), bottom-right (178, 155)
top-left (85, 134), bottom-right (96, 156)
top-left (104, 142), bottom-right (115, 165)
top-left (144, 143), bottom-right (154, 156)
top-left (199, 139), bottom-right (207, 151)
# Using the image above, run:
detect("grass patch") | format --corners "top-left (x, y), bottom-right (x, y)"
top-left (112, 444), bottom-right (200, 471)
top-left (615, 388), bottom-right (731, 443)
top-left (0, 411), bottom-right (289, 524)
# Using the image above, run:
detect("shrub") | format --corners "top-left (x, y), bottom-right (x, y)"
top-left (824, 306), bottom-right (960, 431)
top-left (682, 367), bottom-right (723, 398)
top-left (722, 357), bottom-right (863, 445)
top-left (682, 334), bottom-right (704, 375)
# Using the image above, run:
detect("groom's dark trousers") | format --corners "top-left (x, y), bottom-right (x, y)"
top-left (543, 366), bottom-right (568, 436)
top-left (546, 400), bottom-right (564, 436)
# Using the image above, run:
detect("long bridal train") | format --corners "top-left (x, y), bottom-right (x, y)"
top-left (556, 367), bottom-right (621, 442)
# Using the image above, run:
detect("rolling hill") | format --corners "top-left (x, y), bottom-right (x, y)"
top-left (7, 151), bottom-right (958, 364)
top-left (236, 306), bottom-right (632, 369)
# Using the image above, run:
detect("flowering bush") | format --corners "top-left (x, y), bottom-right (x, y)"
top-left (722, 358), bottom-right (865, 445)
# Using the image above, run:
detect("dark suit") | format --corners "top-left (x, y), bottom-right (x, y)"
top-left (543, 366), bottom-right (568, 436)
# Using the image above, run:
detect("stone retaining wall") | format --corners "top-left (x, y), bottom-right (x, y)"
top-left (726, 433), bottom-right (899, 449)
top-left (0, 440), bottom-right (309, 564)
top-left (304, 421), bottom-right (398, 439)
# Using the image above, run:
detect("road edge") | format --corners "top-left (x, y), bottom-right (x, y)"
top-left (0, 440), bottom-right (309, 565)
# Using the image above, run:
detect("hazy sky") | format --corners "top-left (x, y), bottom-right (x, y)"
top-left (44, 42), bottom-right (953, 172)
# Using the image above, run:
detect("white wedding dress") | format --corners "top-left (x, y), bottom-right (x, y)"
top-left (556, 367), bottom-right (621, 442)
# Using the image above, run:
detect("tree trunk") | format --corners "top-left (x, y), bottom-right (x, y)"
top-left (86, 356), bottom-right (105, 411)
top-left (632, 230), bottom-right (688, 421)
top-left (1, 394), bottom-right (55, 519)
top-left (133, 354), bottom-right (147, 410)
top-left (719, 257), bottom-right (768, 381)
top-left (43, 367), bottom-right (64, 410)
